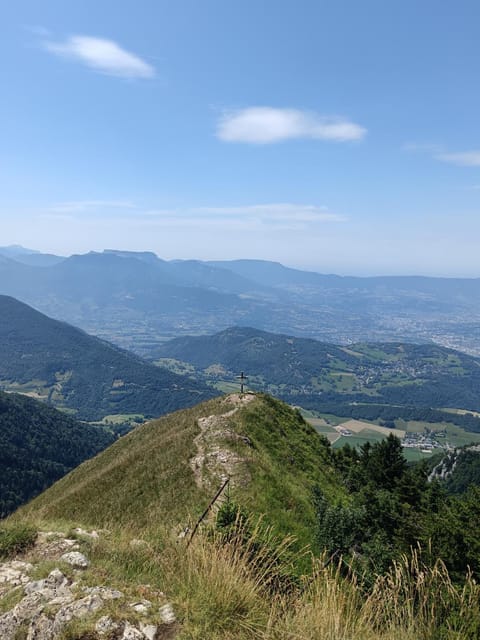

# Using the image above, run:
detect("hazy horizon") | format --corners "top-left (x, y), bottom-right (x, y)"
top-left (2, 243), bottom-right (480, 279)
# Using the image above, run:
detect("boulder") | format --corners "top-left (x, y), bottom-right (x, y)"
top-left (59, 551), bottom-right (89, 568)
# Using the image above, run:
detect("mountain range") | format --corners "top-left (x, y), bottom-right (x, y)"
top-left (1, 246), bottom-right (480, 355)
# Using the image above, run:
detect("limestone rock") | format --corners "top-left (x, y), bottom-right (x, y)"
top-left (60, 551), bottom-right (89, 568)
top-left (26, 613), bottom-right (55, 639)
top-left (122, 622), bottom-right (145, 639)
top-left (95, 615), bottom-right (122, 635)
top-left (0, 611), bottom-right (18, 640)
top-left (159, 602), bottom-right (176, 624)
top-left (25, 568), bottom-right (71, 600)
top-left (82, 585), bottom-right (123, 600)
top-left (13, 592), bottom-right (46, 622)
top-left (35, 533), bottom-right (79, 560)
top-left (0, 560), bottom-right (33, 595)
top-left (130, 598), bottom-right (152, 614)
top-left (53, 594), bottom-right (103, 634)
top-left (139, 623), bottom-right (158, 640)
top-left (73, 527), bottom-right (99, 539)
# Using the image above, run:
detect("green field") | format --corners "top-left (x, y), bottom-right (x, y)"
top-left (98, 413), bottom-right (145, 425)
top-left (305, 411), bottom-right (480, 457)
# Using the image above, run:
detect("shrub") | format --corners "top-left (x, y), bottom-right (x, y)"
top-left (0, 522), bottom-right (37, 558)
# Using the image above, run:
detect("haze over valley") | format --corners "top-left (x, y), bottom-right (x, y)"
top-left (2, 245), bottom-right (480, 357)
top-left (2, 3), bottom-right (480, 638)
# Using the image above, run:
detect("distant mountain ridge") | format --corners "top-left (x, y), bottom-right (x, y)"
top-left (0, 295), bottom-right (216, 420)
top-left (0, 244), bottom-right (64, 267)
top-left (1, 248), bottom-right (480, 354)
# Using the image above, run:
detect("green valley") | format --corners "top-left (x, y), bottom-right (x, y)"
top-left (154, 327), bottom-right (480, 453)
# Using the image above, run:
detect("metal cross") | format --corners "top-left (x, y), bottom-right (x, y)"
top-left (236, 371), bottom-right (248, 394)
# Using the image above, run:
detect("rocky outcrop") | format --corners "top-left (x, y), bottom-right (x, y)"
top-left (190, 393), bottom-right (255, 490)
top-left (0, 530), bottom-right (176, 639)
top-left (428, 444), bottom-right (480, 483)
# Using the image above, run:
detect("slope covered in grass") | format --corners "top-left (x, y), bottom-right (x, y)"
top-left (6, 393), bottom-right (480, 639)
top-left (18, 393), bottom-right (341, 548)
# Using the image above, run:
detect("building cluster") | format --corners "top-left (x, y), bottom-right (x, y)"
top-left (402, 429), bottom-right (450, 452)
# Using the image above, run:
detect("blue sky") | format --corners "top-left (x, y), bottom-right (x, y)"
top-left (1, 0), bottom-right (480, 275)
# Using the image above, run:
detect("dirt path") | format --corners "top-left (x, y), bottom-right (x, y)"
top-left (190, 393), bottom-right (256, 491)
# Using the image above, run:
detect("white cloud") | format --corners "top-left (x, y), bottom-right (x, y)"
top-left (216, 107), bottom-right (366, 144)
top-left (44, 35), bottom-right (155, 79)
top-left (435, 151), bottom-right (480, 167)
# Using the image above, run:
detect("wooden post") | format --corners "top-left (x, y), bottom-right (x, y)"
top-left (186, 477), bottom-right (230, 547)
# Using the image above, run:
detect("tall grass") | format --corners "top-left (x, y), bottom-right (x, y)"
top-left (364, 548), bottom-right (480, 639)
top-left (4, 518), bottom-right (479, 639)
top-left (165, 518), bottom-right (301, 639)
top-left (0, 522), bottom-right (37, 558)
top-left (270, 549), bottom-right (480, 640)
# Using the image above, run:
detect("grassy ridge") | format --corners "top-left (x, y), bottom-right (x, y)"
top-left (6, 392), bottom-right (480, 638)
top-left (18, 394), bottom-right (340, 549)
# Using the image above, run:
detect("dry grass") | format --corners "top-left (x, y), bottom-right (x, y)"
top-left (3, 517), bottom-right (480, 640)
top-left (364, 548), bottom-right (480, 639)
top-left (268, 549), bottom-right (480, 640)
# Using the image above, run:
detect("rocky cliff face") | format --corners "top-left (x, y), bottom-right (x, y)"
top-left (428, 444), bottom-right (480, 483)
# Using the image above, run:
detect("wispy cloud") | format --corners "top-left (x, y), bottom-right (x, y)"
top-left (191, 203), bottom-right (344, 222)
top-left (402, 142), bottom-right (443, 154)
top-left (45, 201), bottom-right (345, 231)
top-left (435, 151), bottom-right (480, 167)
top-left (216, 107), bottom-right (367, 144)
top-left (404, 143), bottom-right (480, 167)
top-left (144, 203), bottom-right (346, 231)
top-left (50, 200), bottom-right (137, 214)
top-left (44, 35), bottom-right (155, 79)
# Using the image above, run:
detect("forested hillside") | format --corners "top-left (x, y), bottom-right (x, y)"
top-left (0, 391), bottom-right (113, 516)
top-left (155, 326), bottom-right (480, 431)
top-left (0, 295), bottom-right (216, 420)
top-left (322, 435), bottom-right (480, 583)
top-left (428, 446), bottom-right (480, 494)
